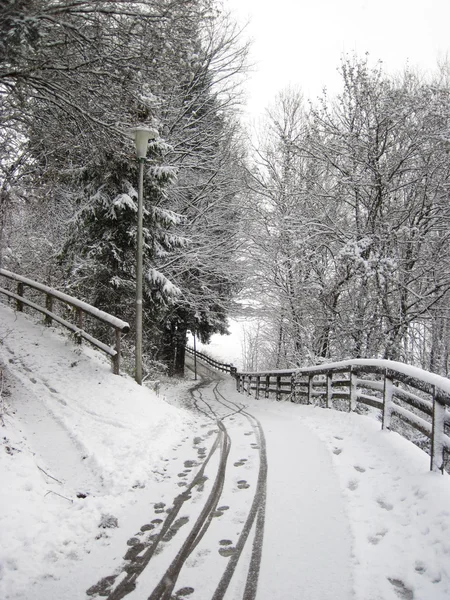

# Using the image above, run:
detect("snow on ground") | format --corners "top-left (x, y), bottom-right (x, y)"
top-left (0, 304), bottom-right (202, 599)
top-left (1, 302), bottom-right (450, 600)
top-left (220, 379), bottom-right (450, 600)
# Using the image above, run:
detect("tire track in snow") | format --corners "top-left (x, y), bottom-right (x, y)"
top-left (87, 421), bottom-right (224, 599)
top-left (87, 377), bottom-right (267, 600)
top-left (210, 384), bottom-right (267, 600)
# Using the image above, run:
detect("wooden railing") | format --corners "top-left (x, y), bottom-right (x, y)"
top-left (0, 269), bottom-right (130, 374)
top-left (185, 346), bottom-right (236, 375)
top-left (234, 360), bottom-right (450, 473)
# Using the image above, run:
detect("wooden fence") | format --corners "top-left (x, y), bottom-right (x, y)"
top-left (185, 346), bottom-right (236, 375)
top-left (234, 361), bottom-right (450, 473)
top-left (0, 269), bottom-right (129, 374)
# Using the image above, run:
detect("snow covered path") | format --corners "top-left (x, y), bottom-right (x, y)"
top-left (84, 374), bottom-right (352, 600)
top-left (1, 305), bottom-right (450, 600)
top-left (248, 398), bottom-right (352, 600)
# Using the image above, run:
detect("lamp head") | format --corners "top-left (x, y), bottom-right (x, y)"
top-left (126, 126), bottom-right (158, 159)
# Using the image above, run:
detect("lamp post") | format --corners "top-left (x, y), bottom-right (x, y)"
top-left (127, 126), bottom-right (158, 385)
top-left (193, 330), bottom-right (197, 381)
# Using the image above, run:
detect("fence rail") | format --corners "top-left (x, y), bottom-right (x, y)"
top-left (0, 269), bottom-right (129, 374)
top-left (234, 360), bottom-right (450, 473)
top-left (185, 346), bottom-right (236, 375)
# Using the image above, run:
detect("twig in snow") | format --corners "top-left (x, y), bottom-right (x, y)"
top-left (44, 490), bottom-right (73, 503)
top-left (38, 465), bottom-right (63, 484)
top-left (0, 369), bottom-right (5, 426)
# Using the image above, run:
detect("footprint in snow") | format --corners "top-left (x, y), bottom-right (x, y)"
top-left (86, 575), bottom-right (117, 597)
top-left (194, 475), bottom-right (208, 491)
top-left (162, 516), bottom-right (189, 542)
top-left (126, 537), bottom-right (141, 546)
top-left (368, 529), bottom-right (387, 545)
top-left (388, 578), bottom-right (414, 599)
top-left (414, 561), bottom-right (426, 574)
top-left (154, 502), bottom-right (165, 514)
top-left (377, 498), bottom-right (394, 511)
top-left (213, 505), bottom-right (230, 518)
top-left (175, 586), bottom-right (195, 597)
top-left (237, 480), bottom-right (250, 490)
top-left (124, 542), bottom-right (146, 560)
top-left (333, 447), bottom-right (342, 455)
top-left (354, 465), bottom-right (366, 473)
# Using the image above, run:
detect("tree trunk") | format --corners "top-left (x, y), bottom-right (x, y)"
top-left (174, 325), bottom-right (187, 377)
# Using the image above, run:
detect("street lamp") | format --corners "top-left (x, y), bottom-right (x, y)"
top-left (127, 126), bottom-right (158, 385)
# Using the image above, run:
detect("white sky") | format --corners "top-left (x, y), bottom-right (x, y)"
top-left (225, 0), bottom-right (450, 118)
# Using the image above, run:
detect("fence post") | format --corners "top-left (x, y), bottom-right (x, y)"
top-left (382, 370), bottom-right (393, 430)
top-left (45, 294), bottom-right (53, 325)
top-left (255, 375), bottom-right (260, 399)
top-left (112, 328), bottom-right (121, 375)
top-left (431, 386), bottom-right (445, 473)
top-left (16, 282), bottom-right (24, 312)
top-left (276, 375), bottom-right (281, 401)
top-left (75, 308), bottom-right (83, 344)
top-left (349, 367), bottom-right (357, 411)
top-left (247, 375), bottom-right (251, 396)
top-left (291, 372), bottom-right (296, 403)
top-left (326, 372), bottom-right (333, 409)
top-left (307, 374), bottom-right (313, 404)
top-left (236, 374), bottom-right (241, 393)
top-left (265, 375), bottom-right (270, 398)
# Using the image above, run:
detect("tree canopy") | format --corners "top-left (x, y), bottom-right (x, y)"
top-left (1, 0), bottom-right (249, 377)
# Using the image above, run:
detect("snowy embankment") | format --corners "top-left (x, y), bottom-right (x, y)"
top-left (0, 304), bottom-right (200, 599)
top-left (1, 303), bottom-right (450, 600)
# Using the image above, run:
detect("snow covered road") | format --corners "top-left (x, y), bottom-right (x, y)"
top-left (85, 374), bottom-right (353, 600)
top-left (1, 305), bottom-right (450, 600)
top-left (249, 399), bottom-right (352, 600)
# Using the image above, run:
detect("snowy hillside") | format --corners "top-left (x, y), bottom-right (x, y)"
top-left (1, 303), bottom-right (450, 600)
top-left (0, 304), bottom-right (202, 598)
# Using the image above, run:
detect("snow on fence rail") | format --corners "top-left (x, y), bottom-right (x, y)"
top-left (234, 360), bottom-right (450, 473)
top-left (0, 269), bottom-right (130, 374)
top-left (185, 346), bottom-right (236, 375)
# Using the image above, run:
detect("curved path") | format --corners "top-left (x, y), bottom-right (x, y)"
top-left (87, 370), bottom-right (353, 600)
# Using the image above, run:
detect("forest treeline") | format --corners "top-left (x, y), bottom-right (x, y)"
top-left (1, 2), bottom-right (449, 377)
top-left (243, 58), bottom-right (450, 377)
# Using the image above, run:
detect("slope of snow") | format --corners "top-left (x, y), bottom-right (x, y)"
top-left (0, 304), bottom-right (200, 599)
top-left (1, 303), bottom-right (450, 600)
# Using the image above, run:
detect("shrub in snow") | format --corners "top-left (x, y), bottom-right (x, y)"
top-left (99, 514), bottom-right (118, 529)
